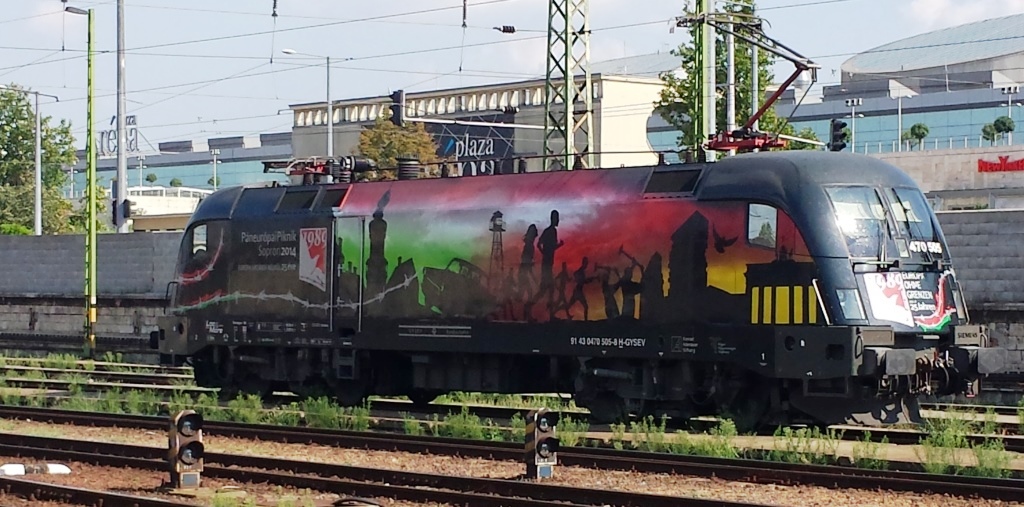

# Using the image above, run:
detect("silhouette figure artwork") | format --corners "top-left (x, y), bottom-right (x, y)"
top-left (554, 262), bottom-right (571, 318)
top-left (516, 224), bottom-right (539, 304)
top-left (618, 246), bottom-right (645, 320)
top-left (566, 257), bottom-right (597, 320)
top-left (712, 224), bottom-right (738, 254)
top-left (366, 190), bottom-right (391, 298)
top-left (595, 263), bottom-right (622, 320)
top-left (527, 210), bottom-right (564, 320)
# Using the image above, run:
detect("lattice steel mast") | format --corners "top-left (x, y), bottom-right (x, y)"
top-left (543, 0), bottom-right (594, 171)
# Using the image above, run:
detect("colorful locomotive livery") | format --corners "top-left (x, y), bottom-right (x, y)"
top-left (153, 151), bottom-right (1006, 429)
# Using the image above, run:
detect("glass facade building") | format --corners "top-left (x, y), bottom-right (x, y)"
top-left (777, 13), bottom-right (1024, 155)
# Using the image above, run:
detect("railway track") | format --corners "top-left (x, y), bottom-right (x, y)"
top-left (922, 402), bottom-right (1021, 417)
top-left (0, 432), bottom-right (773, 507)
top-left (1, 405), bottom-right (1023, 502)
top-left (0, 475), bottom-right (194, 506)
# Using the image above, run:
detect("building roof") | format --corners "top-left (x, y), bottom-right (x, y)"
top-left (842, 13), bottom-right (1024, 75)
top-left (588, 51), bottom-right (682, 77)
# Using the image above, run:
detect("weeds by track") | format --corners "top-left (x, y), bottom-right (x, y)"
top-left (0, 432), bottom-right (774, 507)
top-left (1, 405), bottom-right (1023, 502)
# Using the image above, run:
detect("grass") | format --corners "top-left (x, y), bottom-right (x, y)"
top-left (851, 431), bottom-right (889, 470)
top-left (766, 426), bottom-right (843, 465)
top-left (914, 409), bottom-right (1014, 477)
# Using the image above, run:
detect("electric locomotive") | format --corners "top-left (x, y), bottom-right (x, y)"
top-left (151, 151), bottom-right (1006, 428)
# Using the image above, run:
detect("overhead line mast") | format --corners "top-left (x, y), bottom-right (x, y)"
top-left (543, 0), bottom-right (594, 171)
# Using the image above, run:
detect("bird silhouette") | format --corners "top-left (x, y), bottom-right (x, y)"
top-left (712, 225), bottom-right (738, 254)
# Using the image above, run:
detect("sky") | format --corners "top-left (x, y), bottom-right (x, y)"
top-left (3, 0), bottom-right (1024, 151)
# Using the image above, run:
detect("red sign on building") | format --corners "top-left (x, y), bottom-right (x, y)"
top-left (978, 156), bottom-right (1024, 172)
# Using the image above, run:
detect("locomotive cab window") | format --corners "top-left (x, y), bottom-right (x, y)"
top-left (182, 223), bottom-right (212, 271)
top-left (825, 186), bottom-right (887, 259)
top-left (747, 203), bottom-right (777, 249)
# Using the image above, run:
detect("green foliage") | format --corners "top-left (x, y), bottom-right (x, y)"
top-left (915, 410), bottom-right (1012, 477)
top-left (207, 176), bottom-right (220, 187)
top-left (851, 431), bottom-right (888, 470)
top-left (908, 123), bottom-right (929, 149)
top-left (169, 177), bottom-right (183, 187)
top-left (301, 396), bottom-right (341, 429)
top-left (787, 127), bottom-right (821, 150)
top-left (767, 426), bottom-right (842, 465)
top-left (508, 412), bottom-right (526, 442)
top-left (0, 85), bottom-right (82, 234)
top-left (0, 223), bottom-right (30, 235)
top-left (655, 0), bottom-right (797, 152)
top-left (145, 173), bottom-right (157, 184)
top-left (610, 422), bottom-right (627, 450)
top-left (994, 115), bottom-right (1015, 134)
top-left (226, 393), bottom-right (265, 424)
top-left (982, 123), bottom-right (998, 144)
top-left (357, 113), bottom-right (441, 176)
top-left (667, 420), bottom-right (739, 459)
top-left (629, 415), bottom-right (669, 452)
top-left (440, 405), bottom-right (485, 440)
top-left (556, 416), bottom-right (590, 447)
top-left (401, 412), bottom-right (425, 436)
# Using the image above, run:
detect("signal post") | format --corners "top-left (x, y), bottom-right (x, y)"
top-left (168, 410), bottom-right (204, 489)
top-left (524, 408), bottom-right (559, 479)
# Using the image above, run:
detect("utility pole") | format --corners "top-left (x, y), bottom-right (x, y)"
top-left (115, 0), bottom-right (128, 233)
top-left (725, 12), bottom-right (736, 155)
top-left (66, 4), bottom-right (97, 358)
top-left (543, 0), bottom-right (594, 171)
top-left (327, 56), bottom-right (333, 159)
top-left (751, 42), bottom-right (759, 131)
top-left (692, 0), bottom-right (716, 162)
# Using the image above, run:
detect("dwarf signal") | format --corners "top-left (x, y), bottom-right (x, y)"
top-left (525, 407), bottom-right (560, 479)
top-left (168, 409), bottom-right (204, 489)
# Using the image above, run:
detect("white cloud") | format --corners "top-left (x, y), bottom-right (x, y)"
top-left (902, 0), bottom-right (1024, 31)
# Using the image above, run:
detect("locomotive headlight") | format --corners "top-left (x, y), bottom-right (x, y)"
top-left (836, 289), bottom-right (866, 321)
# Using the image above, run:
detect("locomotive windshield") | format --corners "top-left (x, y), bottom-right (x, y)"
top-left (883, 187), bottom-right (937, 242)
top-left (825, 186), bottom-right (887, 259)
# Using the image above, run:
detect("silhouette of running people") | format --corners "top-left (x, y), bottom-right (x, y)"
top-left (526, 210), bottom-right (564, 320)
top-left (516, 224), bottom-right (539, 307)
top-left (554, 262), bottom-right (571, 318)
top-left (566, 257), bottom-right (597, 320)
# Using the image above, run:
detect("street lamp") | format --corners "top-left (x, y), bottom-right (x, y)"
top-left (65, 4), bottom-right (97, 358)
top-left (210, 149), bottom-right (220, 191)
top-left (282, 49), bottom-right (333, 159)
top-left (894, 94), bottom-right (912, 152)
top-left (1002, 85), bottom-right (1021, 145)
top-left (845, 98), bottom-right (863, 152)
top-left (0, 86), bottom-right (58, 235)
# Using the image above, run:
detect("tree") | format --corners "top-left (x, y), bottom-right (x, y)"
top-left (207, 176), bottom-right (220, 187)
top-left (788, 127), bottom-right (821, 150)
top-left (909, 123), bottom-right (929, 150)
top-left (982, 123), bottom-right (998, 146)
top-left (357, 112), bottom-right (440, 180)
top-left (655, 0), bottom-right (798, 153)
top-left (0, 84), bottom-right (85, 234)
top-left (169, 178), bottom-right (183, 187)
top-left (993, 115), bottom-right (1015, 142)
top-left (145, 173), bottom-right (157, 184)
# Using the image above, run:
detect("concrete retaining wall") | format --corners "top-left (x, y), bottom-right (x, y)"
top-left (0, 232), bottom-right (181, 298)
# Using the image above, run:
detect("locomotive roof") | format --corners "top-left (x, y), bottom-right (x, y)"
top-left (188, 151), bottom-right (917, 225)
